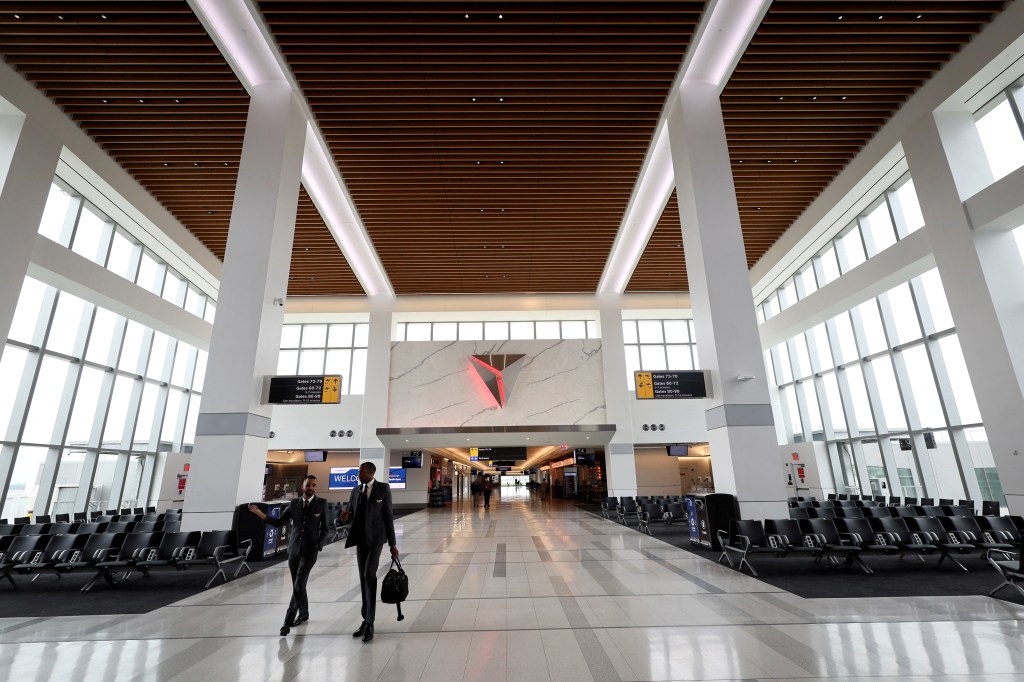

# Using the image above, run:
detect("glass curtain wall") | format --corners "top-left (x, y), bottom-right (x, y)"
top-left (0, 177), bottom-right (209, 520)
top-left (622, 318), bottom-right (699, 389)
top-left (761, 172), bottom-right (1002, 504)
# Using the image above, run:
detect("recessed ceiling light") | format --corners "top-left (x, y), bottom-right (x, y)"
top-left (57, 15), bottom-right (65, 20)
top-left (223, 161), bottom-right (229, 166)
top-left (498, 14), bottom-right (503, 19)
top-left (192, 162), bottom-right (199, 166)
top-left (877, 15), bottom-right (883, 20)
top-left (480, 208), bottom-right (485, 212)
top-left (499, 97), bottom-right (504, 102)
top-left (766, 160), bottom-right (772, 164)
top-left (777, 96), bottom-right (784, 101)
top-left (916, 14), bottom-right (922, 19)
top-left (841, 96), bottom-right (847, 100)
top-left (476, 161), bottom-right (481, 165)
top-left (737, 159), bottom-right (743, 163)
top-left (207, 210), bottom-right (216, 215)
top-left (756, 207), bottom-right (761, 210)
top-left (101, 14), bottom-right (108, 19)
top-left (500, 208), bottom-right (505, 212)
top-left (464, 14), bottom-right (469, 19)
top-left (101, 98), bottom-right (110, 104)
top-left (811, 96), bottom-right (818, 100)
top-left (163, 162), bottom-right (170, 166)
top-left (793, 159), bottom-right (798, 163)
top-left (499, 160), bottom-right (504, 164)
top-left (836, 15), bottom-right (843, 20)
top-left (174, 99), bottom-right (182, 103)
top-left (471, 97), bottom-right (476, 102)
top-left (138, 98), bottom-right (147, 104)
top-left (13, 14), bottom-right (21, 19)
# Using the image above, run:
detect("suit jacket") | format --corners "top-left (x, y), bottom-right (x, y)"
top-left (265, 496), bottom-right (329, 556)
top-left (345, 480), bottom-right (397, 548)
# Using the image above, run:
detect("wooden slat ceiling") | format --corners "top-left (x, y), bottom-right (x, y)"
top-left (0, 0), bottom-right (359, 297)
top-left (629, 0), bottom-right (1006, 293)
top-left (0, 1), bottom-right (1008, 298)
top-left (260, 1), bottom-right (704, 295)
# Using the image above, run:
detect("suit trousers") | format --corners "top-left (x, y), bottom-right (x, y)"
top-left (286, 550), bottom-right (317, 621)
top-left (356, 542), bottom-right (385, 624)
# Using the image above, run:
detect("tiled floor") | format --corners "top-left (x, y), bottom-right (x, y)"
top-left (2, 488), bottom-right (1024, 680)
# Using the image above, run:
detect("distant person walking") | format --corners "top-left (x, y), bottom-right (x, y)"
top-left (471, 479), bottom-right (480, 506)
top-left (483, 477), bottom-right (493, 508)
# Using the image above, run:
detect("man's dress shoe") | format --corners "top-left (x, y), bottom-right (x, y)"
top-left (352, 621), bottom-right (367, 638)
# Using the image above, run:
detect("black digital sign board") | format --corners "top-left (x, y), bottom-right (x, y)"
top-left (266, 375), bottom-right (341, 404)
top-left (635, 370), bottom-right (709, 399)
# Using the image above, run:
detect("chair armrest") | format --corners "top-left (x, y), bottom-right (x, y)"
top-left (173, 545), bottom-right (198, 561)
top-left (93, 547), bottom-right (118, 561)
top-left (715, 529), bottom-right (731, 549)
top-left (767, 534), bottom-right (787, 550)
top-left (238, 539), bottom-right (253, 559)
top-left (212, 544), bottom-right (229, 561)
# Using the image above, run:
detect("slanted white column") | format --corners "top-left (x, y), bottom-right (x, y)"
top-left (182, 82), bottom-right (306, 531)
top-left (0, 110), bottom-right (62, 349)
top-left (598, 300), bottom-right (638, 497)
top-left (903, 110), bottom-right (1024, 514)
top-left (666, 82), bottom-right (788, 520)
top-left (357, 300), bottom-right (393, 477)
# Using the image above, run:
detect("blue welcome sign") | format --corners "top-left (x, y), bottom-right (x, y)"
top-left (329, 466), bottom-right (406, 490)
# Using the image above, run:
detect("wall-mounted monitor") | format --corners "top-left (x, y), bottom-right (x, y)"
top-left (304, 450), bottom-right (326, 463)
top-left (402, 455), bottom-right (422, 468)
top-left (666, 445), bottom-right (689, 457)
top-left (574, 452), bottom-right (596, 466)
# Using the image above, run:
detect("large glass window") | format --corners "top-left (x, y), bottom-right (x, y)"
top-left (975, 91), bottom-right (1024, 181)
top-left (278, 322), bottom-right (370, 395)
top-left (622, 318), bottom-right (699, 389)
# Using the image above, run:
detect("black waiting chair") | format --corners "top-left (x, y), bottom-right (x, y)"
top-left (48, 523), bottom-right (75, 535)
top-left (906, 516), bottom-right (975, 571)
top-left (175, 530), bottom-right (252, 588)
top-left (920, 497), bottom-right (935, 506)
top-left (83, 532), bottom-right (162, 591)
top-left (958, 500), bottom-right (975, 513)
top-left (13, 516), bottom-right (30, 525)
top-left (34, 515), bottom-right (52, 524)
top-left (893, 506), bottom-right (920, 518)
top-left (836, 517), bottom-right (900, 560)
top-left (717, 520), bottom-right (786, 576)
top-left (918, 506), bottom-right (946, 518)
top-left (764, 519), bottom-right (820, 558)
top-left (788, 507), bottom-right (810, 520)
top-left (74, 522), bottom-right (107, 534)
top-left (52, 533), bottom-right (126, 581)
top-left (809, 507), bottom-right (837, 519)
top-left (981, 501), bottom-right (1001, 517)
top-left (802, 518), bottom-right (871, 573)
top-left (637, 503), bottom-right (663, 535)
top-left (941, 505), bottom-right (973, 517)
top-left (868, 517), bottom-right (937, 563)
top-left (836, 507), bottom-right (865, 519)
top-left (18, 523), bottom-right (50, 536)
top-left (599, 497), bottom-right (617, 520)
top-left (938, 499), bottom-right (954, 507)
top-left (903, 497), bottom-right (918, 507)
top-left (0, 525), bottom-right (19, 537)
top-left (55, 513), bottom-right (71, 523)
top-left (73, 513), bottom-right (87, 522)
top-left (0, 535), bottom-right (51, 587)
top-left (133, 507), bottom-right (145, 515)
top-left (664, 502), bottom-right (686, 526)
top-left (985, 550), bottom-right (1024, 600)
top-left (976, 516), bottom-right (1022, 548)
top-left (887, 496), bottom-right (901, 507)
top-left (104, 521), bottom-right (136, 534)
top-left (135, 531), bottom-right (202, 572)
top-left (941, 516), bottom-right (1015, 556)
top-left (617, 499), bottom-right (639, 526)
top-left (133, 522), bottom-right (159, 533)
top-left (13, 533), bottom-right (91, 584)
top-left (873, 496), bottom-right (887, 505)
top-left (863, 507), bottom-right (893, 518)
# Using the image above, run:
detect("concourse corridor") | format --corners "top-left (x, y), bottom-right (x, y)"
top-left (2, 491), bottom-right (1024, 680)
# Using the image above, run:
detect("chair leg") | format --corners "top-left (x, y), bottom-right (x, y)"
top-left (937, 550), bottom-right (969, 572)
top-left (233, 560), bottom-right (252, 578)
top-left (204, 567), bottom-right (227, 588)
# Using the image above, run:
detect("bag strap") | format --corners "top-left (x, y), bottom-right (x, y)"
top-left (390, 557), bottom-right (404, 572)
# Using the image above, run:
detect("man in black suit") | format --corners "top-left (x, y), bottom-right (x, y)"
top-left (340, 461), bottom-right (399, 642)
top-left (248, 474), bottom-right (328, 636)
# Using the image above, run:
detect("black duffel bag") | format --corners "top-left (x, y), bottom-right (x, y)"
top-left (381, 557), bottom-right (409, 621)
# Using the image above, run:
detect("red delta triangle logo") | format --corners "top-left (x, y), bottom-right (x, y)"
top-left (469, 354), bottom-right (526, 407)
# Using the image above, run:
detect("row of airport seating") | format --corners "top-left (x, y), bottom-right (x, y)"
top-left (0, 529), bottom-right (251, 591)
top-left (717, 515), bottom-right (1024, 599)
top-left (0, 519), bottom-right (182, 537)
top-left (0, 507), bottom-right (172, 525)
top-left (790, 504), bottom-right (987, 520)
top-left (790, 496), bottom-right (1001, 516)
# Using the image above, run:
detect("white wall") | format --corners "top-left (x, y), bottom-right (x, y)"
top-left (269, 395), bottom-right (364, 450)
top-left (152, 452), bottom-right (191, 511)
top-left (780, 441), bottom-right (833, 501)
top-left (629, 396), bottom-right (709, 445)
top-left (389, 340), bottom-right (606, 427)
top-left (634, 446), bottom-right (685, 496)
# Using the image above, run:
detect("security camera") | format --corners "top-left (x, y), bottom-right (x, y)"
top-left (273, 297), bottom-right (285, 307)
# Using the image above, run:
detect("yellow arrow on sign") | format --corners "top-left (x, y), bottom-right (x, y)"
top-left (635, 371), bottom-right (654, 399)
top-left (321, 375), bottom-right (341, 403)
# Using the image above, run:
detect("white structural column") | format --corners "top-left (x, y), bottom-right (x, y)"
top-left (0, 111), bottom-right (62, 349)
top-left (666, 82), bottom-right (787, 519)
top-left (356, 300), bottom-right (393, 477)
top-left (903, 110), bottom-right (1024, 515)
top-left (598, 300), bottom-right (638, 497)
top-left (183, 82), bottom-right (307, 531)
